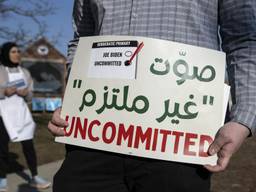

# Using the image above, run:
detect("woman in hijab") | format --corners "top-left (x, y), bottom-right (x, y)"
top-left (0, 42), bottom-right (51, 191)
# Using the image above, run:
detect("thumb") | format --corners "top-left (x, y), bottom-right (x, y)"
top-left (208, 133), bottom-right (228, 156)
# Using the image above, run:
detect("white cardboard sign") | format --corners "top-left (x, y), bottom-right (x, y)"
top-left (56, 36), bottom-right (228, 165)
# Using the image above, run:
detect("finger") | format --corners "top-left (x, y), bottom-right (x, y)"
top-left (208, 133), bottom-right (229, 156)
top-left (48, 121), bottom-right (66, 136)
top-left (204, 155), bottom-right (230, 172)
top-left (204, 147), bottom-right (231, 172)
top-left (51, 108), bottom-right (68, 127)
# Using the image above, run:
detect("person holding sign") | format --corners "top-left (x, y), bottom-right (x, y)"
top-left (0, 42), bottom-right (51, 191)
top-left (48, 1), bottom-right (255, 192)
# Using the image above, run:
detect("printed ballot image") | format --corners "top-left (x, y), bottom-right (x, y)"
top-left (56, 36), bottom-right (229, 165)
top-left (88, 40), bottom-right (139, 79)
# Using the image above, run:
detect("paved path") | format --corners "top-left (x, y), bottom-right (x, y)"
top-left (7, 160), bottom-right (63, 192)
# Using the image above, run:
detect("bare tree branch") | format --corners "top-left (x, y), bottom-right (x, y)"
top-left (0, 0), bottom-right (57, 45)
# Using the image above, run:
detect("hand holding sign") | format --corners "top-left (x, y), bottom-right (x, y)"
top-left (48, 107), bottom-right (67, 137)
top-left (205, 122), bottom-right (250, 172)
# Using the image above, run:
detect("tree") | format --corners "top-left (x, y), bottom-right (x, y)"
top-left (0, 0), bottom-right (57, 46)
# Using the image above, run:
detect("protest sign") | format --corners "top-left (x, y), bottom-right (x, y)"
top-left (56, 36), bottom-right (228, 165)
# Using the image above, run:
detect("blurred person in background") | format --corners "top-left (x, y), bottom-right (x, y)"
top-left (0, 42), bottom-right (51, 191)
